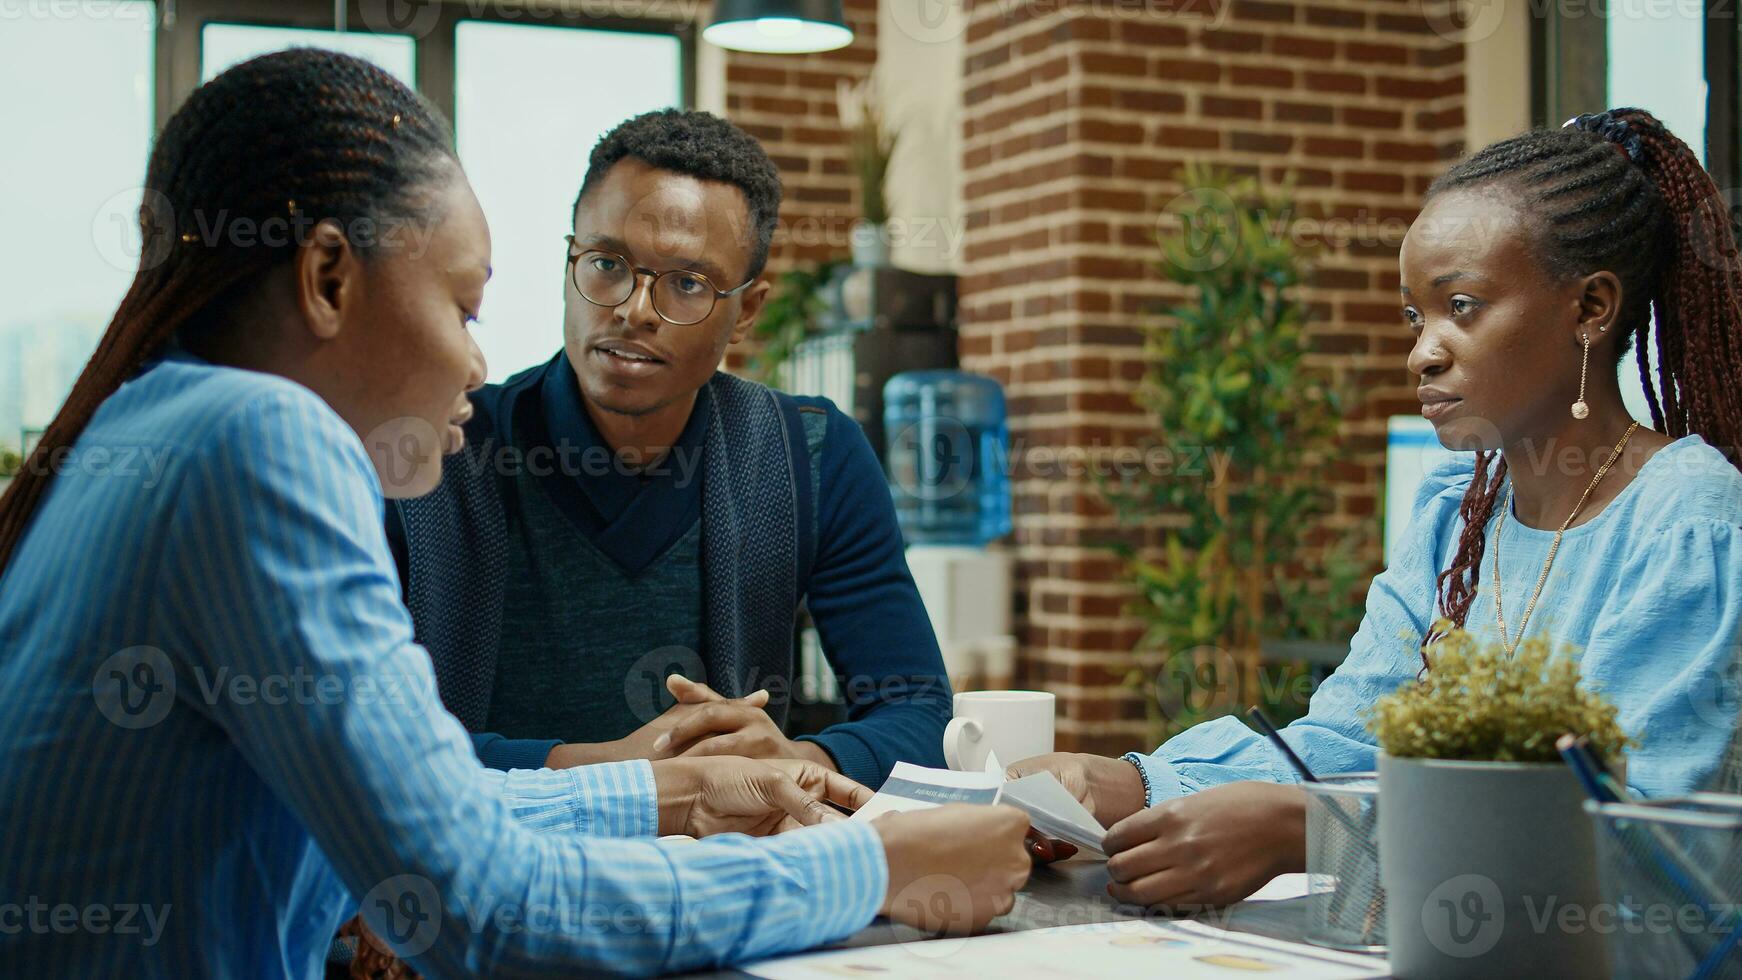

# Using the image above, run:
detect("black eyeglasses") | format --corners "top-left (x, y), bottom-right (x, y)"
top-left (564, 235), bottom-right (754, 326)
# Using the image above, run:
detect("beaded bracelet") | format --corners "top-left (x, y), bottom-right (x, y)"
top-left (1119, 752), bottom-right (1153, 807)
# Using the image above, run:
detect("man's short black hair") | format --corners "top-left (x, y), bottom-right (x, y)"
top-left (572, 108), bottom-right (783, 281)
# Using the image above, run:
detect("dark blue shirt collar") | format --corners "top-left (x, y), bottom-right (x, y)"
top-left (529, 352), bottom-right (708, 573)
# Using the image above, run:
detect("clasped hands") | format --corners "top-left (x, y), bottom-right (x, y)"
top-left (546, 673), bottom-right (829, 770)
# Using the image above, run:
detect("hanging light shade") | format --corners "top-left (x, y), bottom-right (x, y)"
top-left (703, 0), bottom-right (854, 53)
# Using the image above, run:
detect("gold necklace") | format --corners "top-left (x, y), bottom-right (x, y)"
top-left (1491, 421), bottom-right (1639, 655)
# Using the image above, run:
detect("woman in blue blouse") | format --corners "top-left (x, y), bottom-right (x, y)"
top-left (1013, 108), bottom-right (1742, 909)
top-left (0, 51), bottom-right (1030, 976)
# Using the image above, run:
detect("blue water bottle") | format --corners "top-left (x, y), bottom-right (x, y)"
top-left (883, 370), bottom-right (1012, 546)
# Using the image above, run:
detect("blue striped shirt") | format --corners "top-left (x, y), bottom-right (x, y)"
top-left (0, 351), bottom-right (886, 977)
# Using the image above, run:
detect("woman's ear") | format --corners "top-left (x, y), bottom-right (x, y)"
top-left (1577, 270), bottom-right (1623, 346)
top-left (295, 220), bottom-right (359, 341)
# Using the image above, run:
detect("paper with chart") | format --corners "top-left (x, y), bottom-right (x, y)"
top-left (850, 755), bottom-right (1108, 854)
top-left (743, 919), bottom-right (1388, 979)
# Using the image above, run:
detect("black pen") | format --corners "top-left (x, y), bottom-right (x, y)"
top-left (1249, 706), bottom-right (1381, 945)
top-left (1247, 705), bottom-right (1373, 842)
top-left (1246, 706), bottom-right (1319, 783)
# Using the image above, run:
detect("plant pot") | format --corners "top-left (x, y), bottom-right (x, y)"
top-left (849, 220), bottom-right (890, 267)
top-left (1378, 753), bottom-right (1607, 979)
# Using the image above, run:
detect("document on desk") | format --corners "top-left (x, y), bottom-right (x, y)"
top-left (849, 762), bottom-right (1003, 821)
top-left (850, 756), bottom-right (1108, 854)
top-left (743, 919), bottom-right (1387, 979)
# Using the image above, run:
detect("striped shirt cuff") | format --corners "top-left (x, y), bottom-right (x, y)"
top-left (756, 818), bottom-right (888, 945)
top-left (1121, 751), bottom-right (1184, 808)
top-left (568, 760), bottom-right (660, 838)
top-left (497, 760), bottom-right (658, 838)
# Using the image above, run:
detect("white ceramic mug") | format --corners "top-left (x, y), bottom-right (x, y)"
top-left (942, 691), bottom-right (1055, 771)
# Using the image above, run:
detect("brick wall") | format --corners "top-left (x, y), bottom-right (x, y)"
top-left (956, 0), bottom-right (1466, 753)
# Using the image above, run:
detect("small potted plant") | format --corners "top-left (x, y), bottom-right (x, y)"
top-left (1368, 627), bottom-right (1632, 978)
top-left (836, 77), bottom-right (897, 267)
top-left (0, 446), bottom-right (20, 494)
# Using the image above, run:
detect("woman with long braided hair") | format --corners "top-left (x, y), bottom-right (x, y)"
top-left (0, 49), bottom-right (1031, 976)
top-left (1011, 107), bottom-right (1742, 910)
top-left (1415, 108), bottom-right (1742, 651)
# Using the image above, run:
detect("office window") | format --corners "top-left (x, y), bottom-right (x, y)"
top-left (3, 2), bottom-right (691, 447)
top-left (200, 23), bottom-right (416, 83)
top-left (1538, 5), bottom-right (1732, 427)
top-left (1605, 6), bottom-right (1706, 162)
top-left (455, 21), bottom-right (683, 381)
top-left (1606, 8), bottom-right (1706, 425)
top-left (0, 1), bottom-right (156, 451)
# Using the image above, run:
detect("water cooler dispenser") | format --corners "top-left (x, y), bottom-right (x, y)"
top-left (884, 370), bottom-right (1016, 692)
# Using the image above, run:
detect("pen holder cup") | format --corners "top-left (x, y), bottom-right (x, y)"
top-left (1303, 773), bottom-right (1386, 953)
top-left (1586, 794), bottom-right (1742, 979)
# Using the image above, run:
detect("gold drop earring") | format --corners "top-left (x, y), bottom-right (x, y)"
top-left (1571, 332), bottom-right (1592, 419)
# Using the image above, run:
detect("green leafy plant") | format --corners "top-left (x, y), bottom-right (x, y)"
top-left (745, 260), bottom-right (844, 386)
top-left (836, 78), bottom-right (897, 225)
top-left (1367, 627), bottom-right (1633, 762)
top-left (1105, 163), bottom-right (1369, 743)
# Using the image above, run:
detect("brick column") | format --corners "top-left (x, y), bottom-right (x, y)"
top-left (957, 0), bottom-right (1465, 753)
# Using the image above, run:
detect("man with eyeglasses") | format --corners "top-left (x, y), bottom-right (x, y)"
top-left (384, 109), bottom-right (951, 791)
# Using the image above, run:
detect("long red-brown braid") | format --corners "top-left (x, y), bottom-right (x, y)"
top-left (0, 49), bottom-right (455, 575)
top-left (1418, 108), bottom-right (1742, 669)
